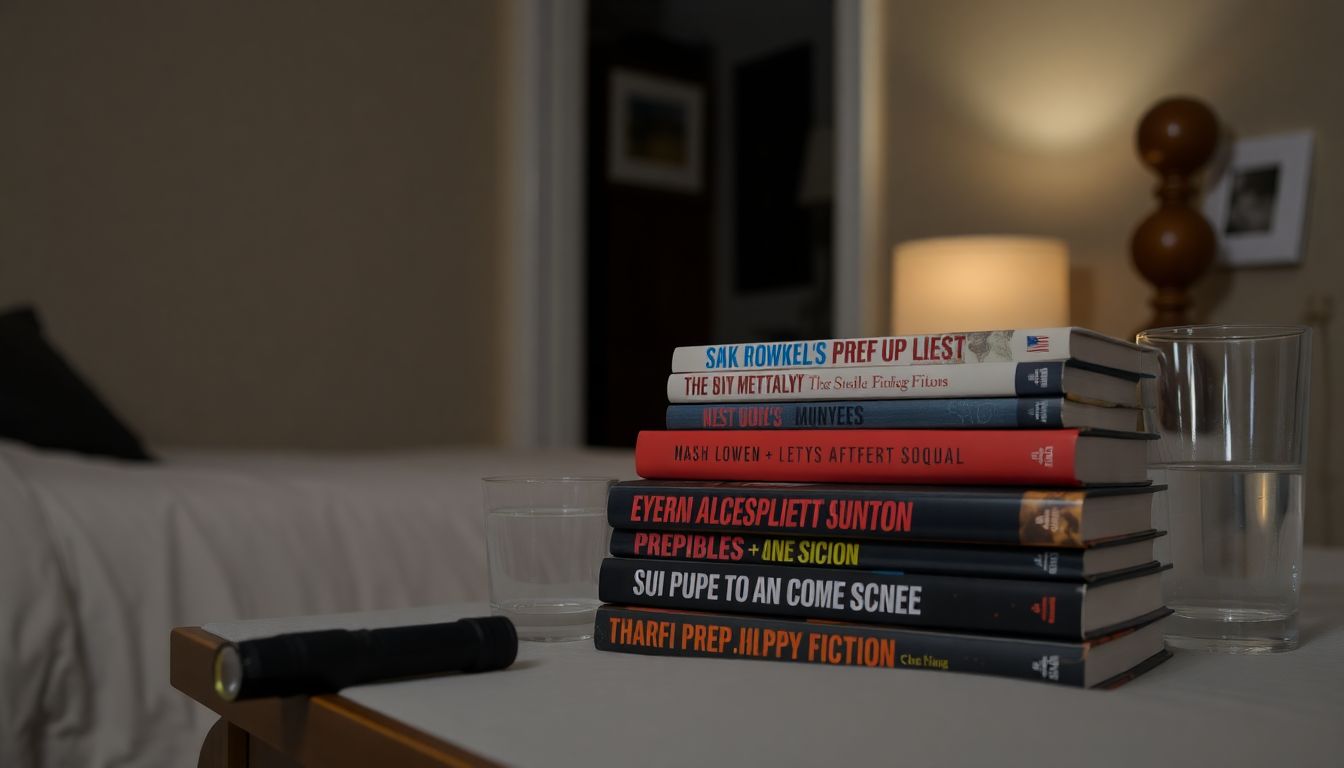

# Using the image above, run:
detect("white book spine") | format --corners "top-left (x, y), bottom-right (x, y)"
top-left (670, 328), bottom-right (1074, 373)
top-left (668, 362), bottom-right (1039, 403)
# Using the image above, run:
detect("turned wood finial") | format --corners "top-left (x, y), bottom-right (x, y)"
top-left (1130, 97), bottom-right (1220, 330)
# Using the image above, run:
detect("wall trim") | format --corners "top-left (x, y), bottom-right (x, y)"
top-left (505, 0), bottom-right (586, 448)
top-left (834, 0), bottom-right (888, 338)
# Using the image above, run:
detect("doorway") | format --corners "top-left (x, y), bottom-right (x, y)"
top-left (584, 0), bottom-right (836, 447)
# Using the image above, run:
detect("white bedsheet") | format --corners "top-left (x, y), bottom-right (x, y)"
top-left (0, 440), bottom-right (634, 768)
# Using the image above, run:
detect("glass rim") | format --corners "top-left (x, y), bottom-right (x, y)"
top-left (1137, 323), bottom-right (1310, 343)
top-left (481, 475), bottom-right (617, 485)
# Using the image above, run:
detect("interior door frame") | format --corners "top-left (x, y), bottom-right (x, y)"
top-left (505, 0), bottom-right (886, 449)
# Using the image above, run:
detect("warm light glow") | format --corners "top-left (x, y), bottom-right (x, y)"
top-left (891, 236), bottom-right (1070, 334)
top-left (912, 3), bottom-right (1219, 149)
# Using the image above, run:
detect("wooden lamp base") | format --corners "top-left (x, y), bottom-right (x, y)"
top-left (1130, 97), bottom-right (1220, 333)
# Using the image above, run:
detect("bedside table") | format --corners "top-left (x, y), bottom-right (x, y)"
top-left (175, 550), bottom-right (1344, 767)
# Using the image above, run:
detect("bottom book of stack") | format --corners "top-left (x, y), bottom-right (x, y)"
top-left (594, 604), bottom-right (1171, 689)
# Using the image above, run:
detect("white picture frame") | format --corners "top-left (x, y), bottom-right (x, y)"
top-left (607, 68), bottom-right (704, 193)
top-left (1203, 130), bottom-right (1314, 267)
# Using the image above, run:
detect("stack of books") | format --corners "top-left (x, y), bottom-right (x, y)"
top-left (594, 327), bottom-right (1172, 688)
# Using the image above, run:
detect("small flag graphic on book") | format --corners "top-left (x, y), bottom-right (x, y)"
top-left (1026, 335), bottom-right (1050, 352)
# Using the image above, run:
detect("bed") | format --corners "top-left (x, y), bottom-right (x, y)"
top-left (0, 438), bottom-right (634, 767)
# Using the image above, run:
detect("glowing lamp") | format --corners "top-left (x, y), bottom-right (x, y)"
top-left (891, 236), bottom-right (1070, 334)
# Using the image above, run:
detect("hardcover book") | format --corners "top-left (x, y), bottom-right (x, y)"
top-left (608, 480), bottom-right (1160, 546)
top-left (598, 558), bottom-right (1167, 639)
top-left (609, 529), bottom-right (1162, 580)
top-left (667, 362), bottom-right (1141, 406)
top-left (666, 397), bottom-right (1143, 432)
top-left (634, 429), bottom-right (1151, 486)
top-left (671, 327), bottom-right (1158, 377)
top-left (594, 605), bottom-right (1172, 688)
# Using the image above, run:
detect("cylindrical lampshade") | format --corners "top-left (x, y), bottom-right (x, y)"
top-left (891, 236), bottom-right (1070, 334)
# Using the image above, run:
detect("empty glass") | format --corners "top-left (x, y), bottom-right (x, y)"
top-left (483, 476), bottom-right (615, 641)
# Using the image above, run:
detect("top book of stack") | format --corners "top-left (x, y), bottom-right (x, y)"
top-left (672, 327), bottom-right (1157, 378)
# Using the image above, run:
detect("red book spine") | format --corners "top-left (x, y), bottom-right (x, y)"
top-left (634, 429), bottom-right (1083, 486)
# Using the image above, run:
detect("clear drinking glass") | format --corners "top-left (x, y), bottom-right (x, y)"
top-left (482, 476), bottom-right (615, 641)
top-left (1137, 324), bottom-right (1311, 653)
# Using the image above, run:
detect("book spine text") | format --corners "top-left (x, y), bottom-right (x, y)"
top-left (594, 606), bottom-right (1091, 685)
top-left (666, 397), bottom-right (1065, 429)
top-left (608, 485), bottom-right (1090, 546)
top-left (599, 558), bottom-right (1087, 638)
top-left (609, 529), bottom-right (1087, 579)
top-left (670, 329), bottom-right (1072, 372)
top-left (634, 429), bottom-right (1083, 486)
top-left (667, 362), bottom-right (1067, 403)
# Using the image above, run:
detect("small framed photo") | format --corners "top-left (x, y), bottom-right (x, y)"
top-left (608, 68), bottom-right (704, 193)
top-left (1203, 130), bottom-right (1314, 267)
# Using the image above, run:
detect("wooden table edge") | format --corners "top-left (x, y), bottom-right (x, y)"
top-left (171, 626), bottom-right (505, 768)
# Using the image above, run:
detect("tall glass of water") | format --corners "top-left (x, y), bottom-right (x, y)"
top-left (483, 476), bottom-right (615, 641)
top-left (1137, 325), bottom-right (1311, 652)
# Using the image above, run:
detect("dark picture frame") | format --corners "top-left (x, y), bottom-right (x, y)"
top-left (1203, 130), bottom-right (1314, 267)
top-left (607, 68), bottom-right (704, 193)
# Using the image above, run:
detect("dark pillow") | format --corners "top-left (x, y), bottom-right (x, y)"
top-left (0, 306), bottom-right (152, 461)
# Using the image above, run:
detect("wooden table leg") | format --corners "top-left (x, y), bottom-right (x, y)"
top-left (199, 717), bottom-right (250, 768)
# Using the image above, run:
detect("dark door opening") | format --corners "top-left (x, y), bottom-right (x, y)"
top-left (585, 0), bottom-right (834, 447)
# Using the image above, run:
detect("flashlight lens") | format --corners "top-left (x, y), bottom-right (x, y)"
top-left (214, 645), bottom-right (242, 702)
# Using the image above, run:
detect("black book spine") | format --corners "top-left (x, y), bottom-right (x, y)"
top-left (599, 558), bottom-right (1086, 639)
top-left (594, 605), bottom-right (1090, 686)
top-left (608, 484), bottom-right (1089, 546)
top-left (608, 529), bottom-right (1087, 580)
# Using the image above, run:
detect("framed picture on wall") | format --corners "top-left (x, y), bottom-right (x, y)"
top-left (1203, 130), bottom-right (1314, 267)
top-left (607, 68), bottom-right (704, 193)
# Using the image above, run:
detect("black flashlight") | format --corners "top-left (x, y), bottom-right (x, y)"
top-left (213, 616), bottom-right (518, 701)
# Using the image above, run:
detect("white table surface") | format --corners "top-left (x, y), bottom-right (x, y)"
top-left (205, 548), bottom-right (1344, 767)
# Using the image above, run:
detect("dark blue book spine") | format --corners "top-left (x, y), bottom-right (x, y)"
top-left (1013, 361), bottom-right (1067, 395)
top-left (666, 397), bottom-right (1064, 430)
top-left (609, 482), bottom-right (1055, 545)
top-left (608, 529), bottom-right (1087, 579)
top-left (598, 558), bottom-right (1092, 638)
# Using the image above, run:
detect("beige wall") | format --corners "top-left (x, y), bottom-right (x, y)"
top-left (0, 0), bottom-right (508, 449)
top-left (882, 0), bottom-right (1343, 544)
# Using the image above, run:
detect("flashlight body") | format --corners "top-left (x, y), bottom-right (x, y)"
top-left (216, 616), bottom-right (517, 701)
